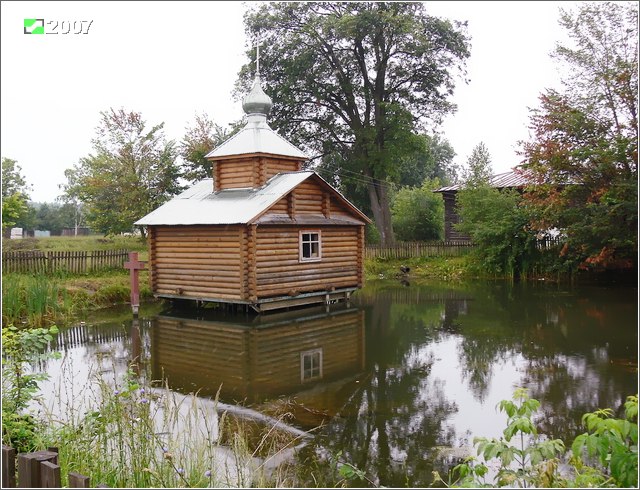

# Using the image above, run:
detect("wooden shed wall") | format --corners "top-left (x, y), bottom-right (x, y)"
top-left (255, 225), bottom-right (362, 298)
top-left (151, 309), bottom-right (365, 403)
top-left (150, 225), bottom-right (244, 300)
top-left (442, 191), bottom-right (471, 242)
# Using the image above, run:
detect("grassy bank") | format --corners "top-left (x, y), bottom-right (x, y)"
top-left (2, 235), bottom-right (153, 326)
top-left (365, 255), bottom-right (472, 282)
top-left (2, 270), bottom-right (154, 326)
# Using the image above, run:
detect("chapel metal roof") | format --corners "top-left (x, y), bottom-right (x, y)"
top-left (205, 115), bottom-right (308, 160)
top-left (135, 171), bottom-right (370, 226)
top-left (205, 73), bottom-right (307, 160)
top-left (135, 172), bottom-right (312, 226)
top-left (433, 170), bottom-right (531, 192)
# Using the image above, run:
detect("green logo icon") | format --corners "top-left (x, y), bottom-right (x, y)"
top-left (24, 19), bottom-right (44, 34)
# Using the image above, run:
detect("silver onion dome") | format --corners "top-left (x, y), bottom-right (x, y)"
top-left (242, 74), bottom-right (272, 116)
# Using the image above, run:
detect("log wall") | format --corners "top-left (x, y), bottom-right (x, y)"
top-left (150, 225), bottom-right (244, 300)
top-left (442, 191), bottom-right (471, 242)
top-left (212, 155), bottom-right (303, 191)
top-left (255, 226), bottom-right (361, 298)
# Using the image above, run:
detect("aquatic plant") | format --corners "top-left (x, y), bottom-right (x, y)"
top-left (2, 274), bottom-right (71, 326)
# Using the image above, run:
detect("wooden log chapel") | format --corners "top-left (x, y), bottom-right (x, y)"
top-left (136, 65), bottom-right (371, 312)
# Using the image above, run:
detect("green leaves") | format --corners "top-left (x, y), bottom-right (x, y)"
top-left (521, 2), bottom-right (638, 271)
top-left (241, 2), bottom-right (470, 243)
top-left (571, 394), bottom-right (638, 487)
top-left (62, 109), bottom-right (184, 236)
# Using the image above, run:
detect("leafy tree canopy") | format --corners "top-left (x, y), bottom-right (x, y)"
top-left (462, 142), bottom-right (493, 187)
top-left (2, 158), bottom-right (32, 231)
top-left (521, 1), bottom-right (638, 271)
top-left (239, 2), bottom-right (470, 244)
top-left (62, 109), bottom-right (184, 237)
top-left (180, 113), bottom-right (243, 183)
top-left (391, 178), bottom-right (444, 241)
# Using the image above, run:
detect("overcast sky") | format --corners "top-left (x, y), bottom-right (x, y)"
top-left (1, 1), bottom-right (581, 203)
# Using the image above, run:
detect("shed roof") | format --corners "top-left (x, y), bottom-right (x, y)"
top-left (434, 170), bottom-right (531, 192)
top-left (135, 171), bottom-right (370, 226)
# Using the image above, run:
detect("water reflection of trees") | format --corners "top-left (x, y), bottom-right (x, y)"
top-left (296, 291), bottom-right (461, 486)
top-left (341, 281), bottom-right (637, 483)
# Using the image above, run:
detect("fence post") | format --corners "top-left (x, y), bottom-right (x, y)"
top-left (2, 445), bottom-right (16, 488)
top-left (17, 450), bottom-right (58, 488)
top-left (68, 473), bottom-right (90, 488)
top-left (39, 461), bottom-right (60, 488)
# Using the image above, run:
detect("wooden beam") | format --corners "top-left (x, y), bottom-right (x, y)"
top-left (287, 191), bottom-right (296, 218)
top-left (357, 225), bottom-right (365, 287)
top-left (248, 224), bottom-right (257, 302)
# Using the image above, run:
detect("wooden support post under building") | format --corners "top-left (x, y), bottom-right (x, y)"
top-left (124, 252), bottom-right (147, 316)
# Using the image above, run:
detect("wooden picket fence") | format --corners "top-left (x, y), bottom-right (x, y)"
top-left (365, 241), bottom-right (474, 259)
top-left (2, 446), bottom-right (109, 488)
top-left (1, 249), bottom-right (129, 274)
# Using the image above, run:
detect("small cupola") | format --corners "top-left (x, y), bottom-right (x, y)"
top-left (242, 73), bottom-right (273, 120)
top-left (205, 44), bottom-right (308, 192)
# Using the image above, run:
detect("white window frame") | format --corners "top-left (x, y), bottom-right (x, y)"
top-left (299, 230), bottom-right (322, 262)
top-left (300, 348), bottom-right (323, 382)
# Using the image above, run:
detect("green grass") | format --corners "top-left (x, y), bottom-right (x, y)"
top-left (2, 234), bottom-right (147, 252)
top-left (364, 255), bottom-right (471, 282)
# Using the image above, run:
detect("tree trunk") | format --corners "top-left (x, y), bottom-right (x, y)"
top-left (367, 179), bottom-right (395, 246)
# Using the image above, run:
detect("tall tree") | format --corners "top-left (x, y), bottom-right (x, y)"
top-left (240, 2), bottom-right (470, 245)
top-left (462, 142), bottom-right (493, 186)
top-left (1, 158), bottom-right (31, 232)
top-left (180, 114), bottom-right (242, 183)
top-left (63, 109), bottom-right (183, 237)
top-left (397, 133), bottom-right (457, 188)
top-left (521, 2), bottom-right (638, 270)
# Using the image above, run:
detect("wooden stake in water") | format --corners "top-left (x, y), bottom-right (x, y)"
top-left (124, 252), bottom-right (146, 316)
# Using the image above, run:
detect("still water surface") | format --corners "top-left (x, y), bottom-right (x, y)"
top-left (40, 279), bottom-right (637, 486)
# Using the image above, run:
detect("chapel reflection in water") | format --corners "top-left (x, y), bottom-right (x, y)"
top-left (149, 304), bottom-right (366, 416)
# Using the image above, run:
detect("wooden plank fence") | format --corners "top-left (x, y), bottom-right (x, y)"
top-left (2, 445), bottom-right (109, 488)
top-left (365, 241), bottom-right (474, 259)
top-left (365, 238), bottom-right (563, 260)
top-left (2, 250), bottom-right (129, 274)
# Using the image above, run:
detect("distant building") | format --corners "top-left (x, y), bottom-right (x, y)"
top-left (9, 227), bottom-right (23, 239)
top-left (61, 227), bottom-right (91, 236)
top-left (433, 170), bottom-right (532, 242)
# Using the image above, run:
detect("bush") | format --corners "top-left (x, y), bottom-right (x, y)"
top-left (455, 186), bottom-right (538, 279)
top-left (437, 389), bottom-right (638, 488)
top-left (391, 179), bottom-right (444, 241)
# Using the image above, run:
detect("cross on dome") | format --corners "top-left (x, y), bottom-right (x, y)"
top-left (242, 37), bottom-right (272, 118)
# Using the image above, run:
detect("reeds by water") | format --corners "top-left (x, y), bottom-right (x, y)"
top-left (36, 356), bottom-right (311, 488)
top-left (2, 274), bottom-right (72, 326)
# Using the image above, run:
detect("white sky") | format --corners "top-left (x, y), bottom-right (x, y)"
top-left (1, 1), bottom-right (580, 203)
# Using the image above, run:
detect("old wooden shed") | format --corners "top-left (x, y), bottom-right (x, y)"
top-left (433, 170), bottom-right (531, 241)
top-left (136, 73), bottom-right (370, 312)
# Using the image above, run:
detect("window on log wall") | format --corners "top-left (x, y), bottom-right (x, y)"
top-left (299, 230), bottom-right (321, 262)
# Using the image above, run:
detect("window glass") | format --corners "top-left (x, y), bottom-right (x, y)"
top-left (300, 231), bottom-right (321, 261)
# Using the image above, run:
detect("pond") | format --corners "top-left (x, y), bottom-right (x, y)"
top-left (37, 279), bottom-right (637, 487)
